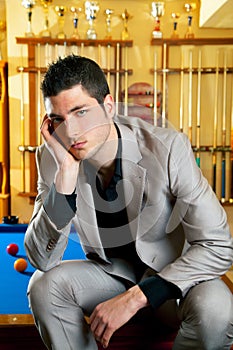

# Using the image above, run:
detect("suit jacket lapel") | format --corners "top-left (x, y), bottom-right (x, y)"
top-left (117, 123), bottom-right (147, 240)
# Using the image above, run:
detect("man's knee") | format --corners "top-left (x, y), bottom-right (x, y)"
top-left (27, 269), bottom-right (51, 312)
top-left (181, 278), bottom-right (233, 325)
top-left (176, 278), bottom-right (233, 349)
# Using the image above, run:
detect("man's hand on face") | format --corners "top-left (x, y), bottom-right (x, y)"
top-left (40, 114), bottom-right (80, 194)
top-left (89, 285), bottom-right (148, 348)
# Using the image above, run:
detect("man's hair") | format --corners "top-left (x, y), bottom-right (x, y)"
top-left (41, 55), bottom-right (110, 104)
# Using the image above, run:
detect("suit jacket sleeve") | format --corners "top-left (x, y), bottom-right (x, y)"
top-left (24, 146), bottom-right (74, 271)
top-left (158, 132), bottom-right (233, 296)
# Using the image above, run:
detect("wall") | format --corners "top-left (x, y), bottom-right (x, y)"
top-left (2, 0), bottom-right (233, 224)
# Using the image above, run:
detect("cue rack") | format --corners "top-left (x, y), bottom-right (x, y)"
top-left (150, 37), bottom-right (233, 204)
top-left (16, 36), bottom-right (233, 204)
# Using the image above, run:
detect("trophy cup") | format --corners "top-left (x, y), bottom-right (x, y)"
top-left (185, 15), bottom-right (194, 38)
top-left (104, 9), bottom-right (114, 40)
top-left (40, 0), bottom-right (53, 37)
top-left (85, 1), bottom-right (100, 40)
top-left (0, 20), bottom-right (6, 60)
top-left (184, 3), bottom-right (196, 38)
top-left (120, 9), bottom-right (132, 41)
top-left (171, 12), bottom-right (180, 38)
top-left (54, 6), bottom-right (67, 39)
top-left (70, 6), bottom-right (82, 39)
top-left (21, 0), bottom-right (36, 37)
top-left (151, 2), bottom-right (165, 39)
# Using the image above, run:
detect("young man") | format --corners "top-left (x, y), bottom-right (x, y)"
top-left (25, 55), bottom-right (233, 350)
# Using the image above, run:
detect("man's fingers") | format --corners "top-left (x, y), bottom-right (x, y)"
top-left (89, 313), bottom-right (113, 348)
top-left (101, 328), bottom-right (114, 348)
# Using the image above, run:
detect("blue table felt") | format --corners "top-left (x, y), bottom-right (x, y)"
top-left (0, 224), bottom-right (85, 314)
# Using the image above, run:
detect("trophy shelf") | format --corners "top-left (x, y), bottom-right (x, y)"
top-left (151, 37), bottom-right (233, 46)
top-left (16, 37), bottom-right (133, 48)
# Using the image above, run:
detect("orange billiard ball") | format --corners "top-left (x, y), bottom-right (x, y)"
top-left (14, 258), bottom-right (28, 272)
top-left (6, 243), bottom-right (19, 256)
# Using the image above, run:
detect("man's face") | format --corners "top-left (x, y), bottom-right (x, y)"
top-left (45, 84), bottom-right (115, 161)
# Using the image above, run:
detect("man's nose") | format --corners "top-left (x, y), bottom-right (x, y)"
top-left (64, 115), bottom-right (79, 137)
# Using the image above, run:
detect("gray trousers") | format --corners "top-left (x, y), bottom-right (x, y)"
top-left (27, 260), bottom-right (233, 350)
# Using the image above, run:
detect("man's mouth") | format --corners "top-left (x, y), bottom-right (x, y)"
top-left (71, 141), bottom-right (87, 149)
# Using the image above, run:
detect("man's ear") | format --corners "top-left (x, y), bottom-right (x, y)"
top-left (104, 94), bottom-right (115, 119)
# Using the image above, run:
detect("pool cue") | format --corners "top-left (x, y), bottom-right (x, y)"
top-left (161, 43), bottom-right (167, 128)
top-left (19, 48), bottom-right (26, 193)
top-left (80, 42), bottom-right (84, 56)
top-left (179, 49), bottom-right (184, 132)
top-left (54, 43), bottom-right (59, 60)
top-left (37, 43), bottom-right (41, 146)
top-left (63, 41), bottom-right (67, 58)
top-left (229, 70), bottom-right (233, 203)
top-left (98, 44), bottom-right (101, 66)
top-left (115, 43), bottom-right (120, 115)
top-left (188, 50), bottom-right (193, 143)
top-left (153, 51), bottom-right (157, 126)
top-left (196, 49), bottom-right (202, 167)
top-left (221, 50), bottom-right (227, 203)
top-left (124, 46), bottom-right (128, 116)
top-left (212, 50), bottom-right (219, 193)
top-left (45, 42), bottom-right (51, 66)
top-left (107, 44), bottom-right (111, 86)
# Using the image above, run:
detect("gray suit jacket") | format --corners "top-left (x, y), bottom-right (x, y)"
top-left (24, 115), bottom-right (233, 296)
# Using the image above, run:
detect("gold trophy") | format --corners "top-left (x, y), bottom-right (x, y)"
top-left (120, 9), bottom-right (132, 41)
top-left (171, 12), bottom-right (180, 38)
top-left (54, 6), bottom-right (67, 39)
top-left (40, 0), bottom-right (53, 37)
top-left (70, 6), bottom-right (82, 39)
top-left (85, 1), bottom-right (100, 40)
top-left (0, 21), bottom-right (6, 60)
top-left (184, 3), bottom-right (196, 38)
top-left (104, 9), bottom-right (114, 40)
top-left (21, 0), bottom-right (36, 37)
top-left (151, 2), bottom-right (165, 39)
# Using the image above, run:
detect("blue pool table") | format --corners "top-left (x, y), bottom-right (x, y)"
top-left (0, 223), bottom-right (85, 315)
top-left (0, 223), bottom-right (86, 349)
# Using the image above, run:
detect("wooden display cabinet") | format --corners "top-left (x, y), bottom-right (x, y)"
top-left (0, 60), bottom-right (10, 217)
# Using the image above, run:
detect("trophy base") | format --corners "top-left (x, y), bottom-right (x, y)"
top-left (152, 30), bottom-right (162, 39)
top-left (121, 30), bottom-right (129, 41)
top-left (171, 32), bottom-right (179, 39)
top-left (72, 33), bottom-right (81, 39)
top-left (40, 29), bottom-right (51, 38)
top-left (57, 32), bottom-right (66, 39)
top-left (86, 29), bottom-right (97, 40)
top-left (185, 32), bottom-right (195, 39)
top-left (25, 32), bottom-right (35, 38)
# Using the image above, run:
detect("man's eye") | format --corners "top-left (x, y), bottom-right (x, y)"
top-left (77, 109), bottom-right (87, 117)
top-left (52, 117), bottom-right (63, 125)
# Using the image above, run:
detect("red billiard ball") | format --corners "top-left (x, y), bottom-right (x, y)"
top-left (14, 258), bottom-right (28, 272)
top-left (6, 243), bottom-right (19, 256)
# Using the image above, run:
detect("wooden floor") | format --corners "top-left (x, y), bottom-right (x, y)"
top-left (0, 314), bottom-right (176, 350)
top-left (0, 315), bottom-right (45, 350)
